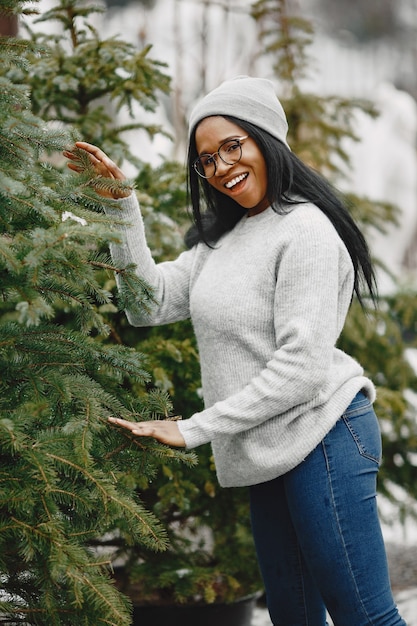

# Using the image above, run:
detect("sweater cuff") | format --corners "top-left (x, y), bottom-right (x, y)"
top-left (103, 192), bottom-right (139, 220)
top-left (177, 416), bottom-right (211, 450)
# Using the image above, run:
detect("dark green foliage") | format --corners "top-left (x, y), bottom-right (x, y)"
top-left (11, 0), bottom-right (170, 168)
top-left (111, 443), bottom-right (260, 606)
top-left (0, 1), bottom-right (195, 623)
top-left (3, 0), bottom-right (252, 615)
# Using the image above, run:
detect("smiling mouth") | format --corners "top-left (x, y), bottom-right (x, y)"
top-left (225, 173), bottom-right (248, 189)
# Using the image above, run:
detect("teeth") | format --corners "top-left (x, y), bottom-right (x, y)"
top-left (225, 173), bottom-right (247, 189)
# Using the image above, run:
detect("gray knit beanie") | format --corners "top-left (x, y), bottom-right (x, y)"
top-left (188, 76), bottom-right (290, 149)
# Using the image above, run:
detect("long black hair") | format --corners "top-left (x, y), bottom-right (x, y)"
top-left (185, 115), bottom-right (377, 306)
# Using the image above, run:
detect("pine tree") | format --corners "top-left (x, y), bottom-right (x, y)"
top-left (8, 0), bottom-right (263, 607)
top-left (0, 1), bottom-right (195, 624)
top-left (252, 0), bottom-right (417, 520)
top-left (15, 0), bottom-right (170, 168)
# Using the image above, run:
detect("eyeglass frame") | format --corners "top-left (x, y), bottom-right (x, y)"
top-left (192, 135), bottom-right (249, 179)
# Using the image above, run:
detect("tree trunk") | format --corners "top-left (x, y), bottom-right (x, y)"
top-left (0, 15), bottom-right (18, 37)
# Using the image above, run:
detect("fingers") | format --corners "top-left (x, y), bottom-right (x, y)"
top-left (108, 417), bottom-right (186, 448)
top-left (63, 149), bottom-right (82, 172)
top-left (74, 142), bottom-right (126, 180)
top-left (63, 157), bottom-right (83, 173)
top-left (108, 417), bottom-right (139, 433)
top-left (63, 142), bottom-right (126, 181)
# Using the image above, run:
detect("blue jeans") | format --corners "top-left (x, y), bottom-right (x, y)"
top-left (249, 392), bottom-right (406, 626)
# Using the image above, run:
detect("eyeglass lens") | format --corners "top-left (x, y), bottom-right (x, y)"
top-left (194, 137), bottom-right (245, 178)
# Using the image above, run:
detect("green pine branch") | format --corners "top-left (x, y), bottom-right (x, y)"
top-left (0, 2), bottom-right (194, 622)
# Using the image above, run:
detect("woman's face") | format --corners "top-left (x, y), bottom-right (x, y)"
top-left (194, 116), bottom-right (269, 217)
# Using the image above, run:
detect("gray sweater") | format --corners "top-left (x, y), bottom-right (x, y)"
top-left (107, 193), bottom-right (375, 488)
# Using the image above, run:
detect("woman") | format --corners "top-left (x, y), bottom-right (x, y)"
top-left (65, 76), bottom-right (406, 625)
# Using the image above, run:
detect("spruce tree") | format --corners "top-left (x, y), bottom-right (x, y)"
top-left (9, 0), bottom-right (263, 606)
top-left (0, 1), bottom-right (194, 624)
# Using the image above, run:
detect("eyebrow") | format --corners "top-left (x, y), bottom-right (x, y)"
top-left (197, 135), bottom-right (244, 156)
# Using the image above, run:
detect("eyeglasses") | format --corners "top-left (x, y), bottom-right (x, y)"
top-left (193, 136), bottom-right (249, 179)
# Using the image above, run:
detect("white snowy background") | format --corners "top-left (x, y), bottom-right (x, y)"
top-left (26, 1), bottom-right (417, 622)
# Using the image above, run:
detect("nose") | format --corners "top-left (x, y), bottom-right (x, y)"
top-left (214, 156), bottom-right (233, 176)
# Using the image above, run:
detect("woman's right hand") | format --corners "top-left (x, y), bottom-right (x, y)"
top-left (63, 141), bottom-right (131, 199)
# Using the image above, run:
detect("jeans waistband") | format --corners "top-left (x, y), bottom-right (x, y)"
top-left (342, 390), bottom-right (371, 418)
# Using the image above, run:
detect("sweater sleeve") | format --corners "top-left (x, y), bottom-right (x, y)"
top-left (104, 192), bottom-right (195, 326)
top-left (178, 211), bottom-right (359, 448)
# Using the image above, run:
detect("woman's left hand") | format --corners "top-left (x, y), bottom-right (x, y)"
top-left (108, 417), bottom-right (186, 447)
top-left (63, 141), bottom-right (131, 199)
